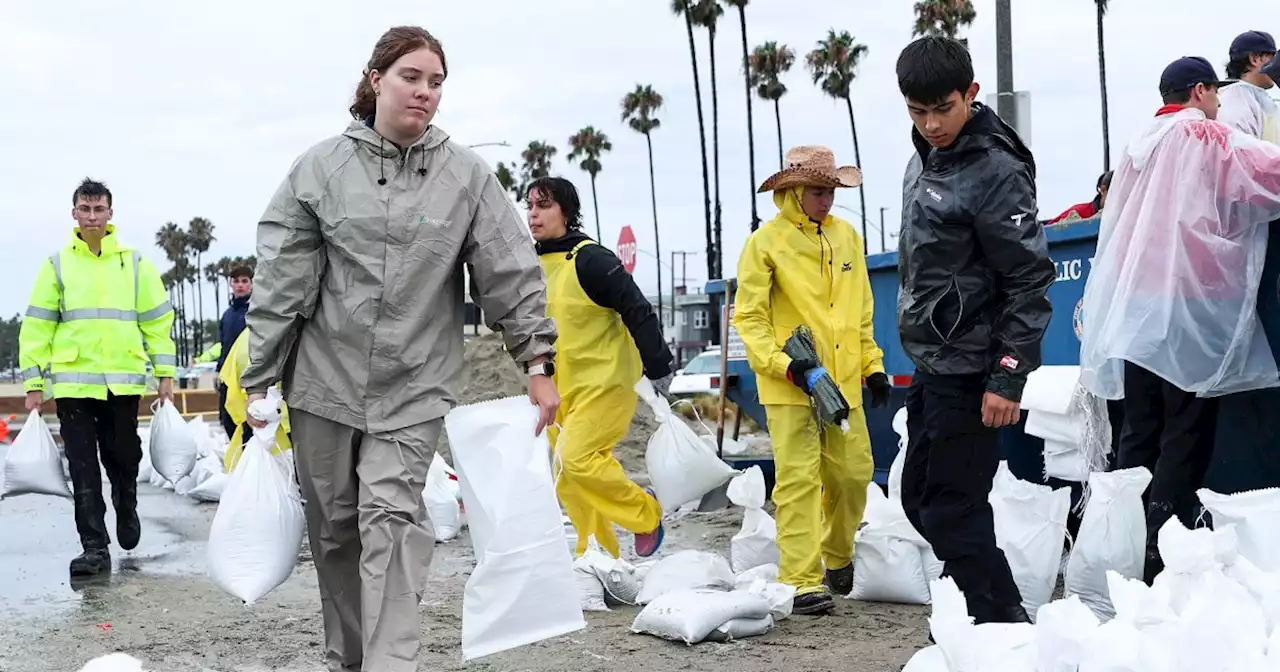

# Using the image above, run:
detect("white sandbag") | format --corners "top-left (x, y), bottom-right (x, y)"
top-left (77, 653), bottom-right (145, 672)
top-left (928, 577), bottom-right (1037, 671)
top-left (1065, 467), bottom-right (1152, 619)
top-left (902, 645), bottom-right (948, 672)
top-left (726, 467), bottom-right (779, 573)
top-left (1227, 555), bottom-right (1280, 632)
top-left (1035, 595), bottom-right (1100, 672)
top-left (734, 563), bottom-right (779, 589)
top-left (187, 415), bottom-right (215, 458)
top-left (1268, 627), bottom-right (1280, 664)
top-left (922, 547), bottom-right (945, 584)
top-left (423, 452), bottom-right (461, 542)
top-left (889, 407), bottom-right (908, 501)
top-left (637, 378), bottom-right (737, 512)
top-left (576, 543), bottom-right (642, 607)
top-left (741, 577), bottom-right (797, 621)
top-left (186, 472), bottom-right (227, 503)
top-left (851, 526), bottom-right (931, 604)
top-left (1019, 365), bottom-right (1080, 415)
top-left (1, 413), bottom-right (71, 499)
top-left (573, 558), bottom-right (608, 612)
top-left (1024, 410), bottom-right (1082, 445)
top-left (207, 392), bottom-right (304, 604)
top-left (990, 462), bottom-right (1072, 618)
top-left (1197, 487), bottom-right (1280, 571)
top-left (173, 473), bottom-right (196, 496)
top-left (446, 396), bottom-right (585, 661)
top-left (148, 400), bottom-right (197, 485)
top-left (1042, 439), bottom-right (1089, 483)
top-left (136, 428), bottom-right (153, 484)
top-left (704, 614), bottom-right (774, 642)
top-left (631, 588), bottom-right (771, 645)
top-left (636, 550), bottom-right (735, 605)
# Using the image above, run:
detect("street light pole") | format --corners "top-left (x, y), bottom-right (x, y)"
top-left (995, 0), bottom-right (1015, 124)
top-left (879, 207), bottom-right (888, 253)
top-left (467, 141), bottom-right (511, 149)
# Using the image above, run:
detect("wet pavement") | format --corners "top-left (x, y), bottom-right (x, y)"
top-left (0, 442), bottom-right (216, 621)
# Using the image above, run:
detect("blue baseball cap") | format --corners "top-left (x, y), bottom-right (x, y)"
top-left (1230, 31), bottom-right (1277, 58)
top-left (1159, 56), bottom-right (1232, 97)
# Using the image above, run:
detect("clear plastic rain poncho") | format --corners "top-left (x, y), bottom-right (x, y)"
top-left (1080, 108), bottom-right (1280, 399)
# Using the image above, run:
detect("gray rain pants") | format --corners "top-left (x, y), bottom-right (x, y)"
top-left (290, 408), bottom-right (440, 672)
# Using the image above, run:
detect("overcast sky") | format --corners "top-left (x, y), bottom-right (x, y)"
top-left (1, 0), bottom-right (1272, 320)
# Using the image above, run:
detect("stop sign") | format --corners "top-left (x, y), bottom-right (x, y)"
top-left (616, 226), bottom-right (638, 274)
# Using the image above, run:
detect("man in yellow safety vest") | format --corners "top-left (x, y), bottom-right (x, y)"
top-left (19, 178), bottom-right (176, 577)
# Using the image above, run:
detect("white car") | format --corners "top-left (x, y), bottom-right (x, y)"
top-left (670, 352), bottom-right (722, 397)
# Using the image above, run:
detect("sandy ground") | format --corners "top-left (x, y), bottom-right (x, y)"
top-left (0, 334), bottom-right (930, 671)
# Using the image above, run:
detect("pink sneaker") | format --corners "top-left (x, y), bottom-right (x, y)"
top-left (635, 489), bottom-right (665, 558)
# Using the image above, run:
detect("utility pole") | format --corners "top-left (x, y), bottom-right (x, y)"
top-left (994, 0), bottom-right (1015, 125)
top-left (879, 207), bottom-right (888, 253)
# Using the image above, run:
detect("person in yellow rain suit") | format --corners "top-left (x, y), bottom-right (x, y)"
top-left (527, 176), bottom-right (673, 559)
top-left (734, 146), bottom-right (891, 616)
top-left (218, 329), bottom-right (291, 472)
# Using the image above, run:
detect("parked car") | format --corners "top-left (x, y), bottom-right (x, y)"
top-left (670, 351), bottom-right (722, 397)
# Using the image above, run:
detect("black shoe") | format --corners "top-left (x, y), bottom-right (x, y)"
top-left (825, 564), bottom-right (854, 597)
top-left (116, 506), bottom-right (141, 551)
top-left (70, 549), bottom-right (111, 577)
top-left (792, 591), bottom-right (836, 616)
top-left (980, 603), bottom-right (1031, 625)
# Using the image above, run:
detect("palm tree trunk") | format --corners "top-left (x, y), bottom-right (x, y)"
top-left (844, 95), bottom-right (869, 255)
top-left (1096, 4), bottom-right (1111, 172)
top-left (195, 253), bottom-right (204, 355)
top-left (737, 7), bottom-right (760, 233)
top-left (774, 99), bottom-right (784, 169)
top-left (683, 10), bottom-right (714, 281)
top-left (590, 173), bottom-right (602, 241)
top-left (645, 132), bottom-right (664, 323)
top-left (709, 29), bottom-right (723, 278)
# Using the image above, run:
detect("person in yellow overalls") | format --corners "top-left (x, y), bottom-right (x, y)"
top-left (734, 146), bottom-right (891, 615)
top-left (527, 176), bottom-right (673, 559)
top-left (218, 328), bottom-right (291, 472)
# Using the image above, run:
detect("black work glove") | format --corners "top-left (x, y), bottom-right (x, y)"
top-left (786, 358), bottom-right (820, 394)
top-left (866, 372), bottom-right (891, 408)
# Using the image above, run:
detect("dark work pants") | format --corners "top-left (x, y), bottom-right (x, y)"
top-left (1119, 361), bottom-right (1218, 582)
top-left (901, 372), bottom-right (1024, 623)
top-left (55, 394), bottom-right (143, 552)
top-left (216, 382), bottom-right (253, 443)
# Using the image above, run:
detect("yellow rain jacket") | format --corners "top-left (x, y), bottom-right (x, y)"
top-left (538, 232), bottom-right (670, 557)
top-left (734, 188), bottom-right (885, 406)
top-left (194, 342), bottom-right (222, 364)
top-left (219, 329), bottom-right (291, 472)
top-left (19, 226), bottom-right (176, 399)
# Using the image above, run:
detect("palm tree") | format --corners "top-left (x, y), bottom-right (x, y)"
top-left (518, 141), bottom-right (557, 196)
top-left (808, 30), bottom-right (871, 255)
top-left (621, 84), bottom-right (666, 321)
top-left (155, 222), bottom-right (190, 362)
top-left (912, 0), bottom-right (977, 45)
top-left (749, 41), bottom-right (796, 171)
top-left (1095, 0), bottom-right (1111, 172)
top-left (567, 126), bottom-right (613, 241)
top-left (671, 0), bottom-right (714, 282)
top-left (186, 217), bottom-right (214, 354)
top-left (692, 0), bottom-right (725, 277)
top-left (204, 263), bottom-right (222, 313)
top-left (722, 0), bottom-right (760, 232)
top-left (495, 162), bottom-right (519, 195)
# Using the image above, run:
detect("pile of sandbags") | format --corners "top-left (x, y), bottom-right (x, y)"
top-left (1019, 365), bottom-right (1112, 483)
top-left (140, 414), bottom-right (231, 502)
top-left (630, 550), bottom-right (795, 644)
top-left (423, 452), bottom-right (467, 542)
top-left (904, 487), bottom-right (1280, 671)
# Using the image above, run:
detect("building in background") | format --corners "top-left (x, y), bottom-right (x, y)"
top-left (649, 286), bottom-right (715, 368)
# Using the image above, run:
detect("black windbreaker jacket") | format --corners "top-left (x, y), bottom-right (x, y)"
top-left (897, 103), bottom-right (1055, 402)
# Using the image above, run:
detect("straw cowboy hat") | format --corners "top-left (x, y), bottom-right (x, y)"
top-left (757, 145), bottom-right (863, 193)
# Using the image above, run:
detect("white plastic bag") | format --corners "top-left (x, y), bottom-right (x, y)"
top-left (889, 407), bottom-right (908, 501)
top-left (990, 462), bottom-right (1072, 618)
top-left (726, 467), bottom-right (779, 573)
top-left (573, 559), bottom-right (609, 612)
top-left (186, 472), bottom-right (227, 503)
top-left (928, 577), bottom-right (1038, 671)
top-left (741, 577), bottom-right (796, 620)
top-left (445, 396), bottom-right (585, 661)
top-left (423, 452), bottom-right (462, 542)
top-left (1035, 595), bottom-right (1100, 672)
top-left (851, 484), bottom-right (932, 604)
top-left (1065, 467), bottom-right (1152, 619)
top-left (207, 396), bottom-right (304, 604)
top-left (636, 550), bottom-right (736, 605)
top-left (1, 413), bottom-right (71, 498)
top-left (636, 378), bottom-right (737, 512)
top-left (734, 563), bottom-right (779, 589)
top-left (77, 653), bottom-right (145, 672)
top-left (148, 400), bottom-right (197, 485)
top-left (902, 646), bottom-right (948, 672)
top-left (631, 588), bottom-right (771, 645)
top-left (136, 428), bottom-right (154, 484)
top-left (1198, 487), bottom-right (1280, 571)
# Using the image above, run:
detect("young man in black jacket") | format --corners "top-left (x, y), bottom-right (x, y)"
top-left (894, 36), bottom-right (1056, 624)
top-left (216, 265), bottom-right (253, 441)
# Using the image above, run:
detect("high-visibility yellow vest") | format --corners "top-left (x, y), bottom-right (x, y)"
top-left (18, 226), bottom-right (176, 400)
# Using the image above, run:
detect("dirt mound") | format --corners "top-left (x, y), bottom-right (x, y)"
top-left (437, 333), bottom-right (658, 478)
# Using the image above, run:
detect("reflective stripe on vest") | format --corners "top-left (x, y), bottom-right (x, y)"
top-left (20, 366), bottom-right (42, 382)
top-left (48, 250), bottom-right (169, 325)
top-left (151, 354), bottom-right (176, 367)
top-left (24, 305), bottom-right (60, 321)
top-left (50, 372), bottom-right (148, 386)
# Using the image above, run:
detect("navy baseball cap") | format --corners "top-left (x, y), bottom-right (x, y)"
top-left (1230, 31), bottom-right (1277, 57)
top-left (1159, 57), bottom-right (1232, 96)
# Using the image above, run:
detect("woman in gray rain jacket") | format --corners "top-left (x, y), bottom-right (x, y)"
top-left (240, 26), bottom-right (560, 672)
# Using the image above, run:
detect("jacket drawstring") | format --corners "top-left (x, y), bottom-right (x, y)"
top-left (418, 148), bottom-right (427, 176)
top-left (377, 137), bottom-right (388, 186)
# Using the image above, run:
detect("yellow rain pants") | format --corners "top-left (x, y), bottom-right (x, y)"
top-left (541, 239), bottom-right (662, 557)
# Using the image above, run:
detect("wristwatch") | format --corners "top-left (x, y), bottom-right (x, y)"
top-left (527, 361), bottom-right (555, 377)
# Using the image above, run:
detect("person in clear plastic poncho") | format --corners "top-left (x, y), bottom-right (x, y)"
top-left (1079, 56), bottom-right (1280, 582)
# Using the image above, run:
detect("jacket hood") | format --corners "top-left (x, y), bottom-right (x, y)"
top-left (536, 230), bottom-right (593, 255)
top-left (914, 102), bottom-right (1036, 178)
top-left (1127, 107), bottom-right (1202, 171)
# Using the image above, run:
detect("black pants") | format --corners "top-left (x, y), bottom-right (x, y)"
top-left (216, 383), bottom-right (253, 443)
top-left (1119, 361), bottom-right (1218, 580)
top-left (901, 372), bottom-right (1024, 623)
top-left (56, 394), bottom-right (143, 551)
